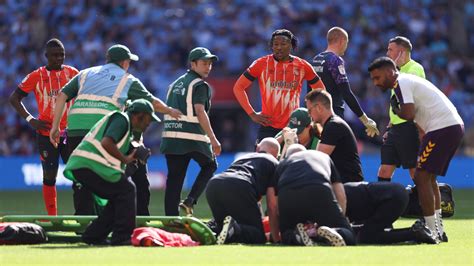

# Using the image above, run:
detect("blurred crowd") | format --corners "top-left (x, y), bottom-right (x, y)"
top-left (0, 0), bottom-right (473, 156)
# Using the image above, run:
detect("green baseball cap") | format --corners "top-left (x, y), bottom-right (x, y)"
top-left (288, 108), bottom-right (311, 134)
top-left (188, 47), bottom-right (218, 62)
top-left (126, 99), bottom-right (160, 122)
top-left (107, 44), bottom-right (139, 62)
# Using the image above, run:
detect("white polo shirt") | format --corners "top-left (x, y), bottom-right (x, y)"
top-left (393, 73), bottom-right (463, 133)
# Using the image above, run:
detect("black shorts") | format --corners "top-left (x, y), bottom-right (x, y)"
top-left (37, 134), bottom-right (69, 171)
top-left (381, 121), bottom-right (419, 169)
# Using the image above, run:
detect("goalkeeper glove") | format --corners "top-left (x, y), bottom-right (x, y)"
top-left (359, 113), bottom-right (379, 137)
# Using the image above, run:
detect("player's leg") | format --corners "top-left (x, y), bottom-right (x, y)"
top-left (378, 127), bottom-right (399, 182)
top-left (164, 154), bottom-right (191, 216)
top-left (416, 124), bottom-right (464, 240)
top-left (37, 135), bottom-right (60, 215)
top-left (377, 164), bottom-right (396, 182)
top-left (182, 151), bottom-right (217, 214)
top-left (398, 121), bottom-right (420, 181)
top-left (414, 169), bottom-right (437, 233)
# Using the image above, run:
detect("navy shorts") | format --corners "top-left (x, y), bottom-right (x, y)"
top-left (37, 134), bottom-right (69, 171)
top-left (417, 124), bottom-right (464, 176)
top-left (381, 121), bottom-right (419, 169)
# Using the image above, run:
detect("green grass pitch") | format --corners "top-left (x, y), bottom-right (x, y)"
top-left (0, 189), bottom-right (473, 265)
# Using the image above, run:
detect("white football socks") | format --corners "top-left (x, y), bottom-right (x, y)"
top-left (424, 215), bottom-right (438, 237)
top-left (435, 209), bottom-right (444, 236)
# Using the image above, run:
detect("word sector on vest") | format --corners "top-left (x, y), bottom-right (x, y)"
top-left (164, 121), bottom-right (184, 129)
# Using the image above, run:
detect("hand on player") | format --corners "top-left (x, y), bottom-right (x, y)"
top-left (249, 112), bottom-right (271, 126)
top-left (359, 113), bottom-right (379, 138)
top-left (49, 127), bottom-right (60, 148)
top-left (210, 137), bottom-right (222, 156)
top-left (168, 107), bottom-right (183, 120)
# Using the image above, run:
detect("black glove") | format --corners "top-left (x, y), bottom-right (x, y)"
top-left (125, 161), bottom-right (139, 177)
top-left (390, 94), bottom-right (400, 114)
top-left (135, 144), bottom-right (151, 165)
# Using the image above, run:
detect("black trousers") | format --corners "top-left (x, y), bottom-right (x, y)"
top-left (130, 163), bottom-right (150, 216)
top-left (347, 182), bottom-right (416, 244)
top-left (68, 136), bottom-right (97, 215)
top-left (278, 184), bottom-right (355, 245)
top-left (72, 168), bottom-right (136, 245)
top-left (206, 178), bottom-right (266, 244)
top-left (164, 152), bottom-right (217, 216)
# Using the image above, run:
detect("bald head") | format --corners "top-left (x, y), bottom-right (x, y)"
top-left (286, 144), bottom-right (307, 157)
top-left (257, 137), bottom-right (281, 158)
top-left (327, 27), bottom-right (348, 44)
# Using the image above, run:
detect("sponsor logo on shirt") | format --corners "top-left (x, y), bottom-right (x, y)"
top-left (270, 80), bottom-right (298, 90)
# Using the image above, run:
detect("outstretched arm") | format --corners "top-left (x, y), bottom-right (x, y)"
top-left (151, 96), bottom-right (182, 119)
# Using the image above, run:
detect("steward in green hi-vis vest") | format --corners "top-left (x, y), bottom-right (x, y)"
top-left (160, 70), bottom-right (213, 159)
top-left (64, 111), bottom-right (132, 183)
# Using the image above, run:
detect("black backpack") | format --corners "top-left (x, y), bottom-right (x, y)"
top-left (0, 223), bottom-right (47, 245)
top-left (402, 183), bottom-right (455, 218)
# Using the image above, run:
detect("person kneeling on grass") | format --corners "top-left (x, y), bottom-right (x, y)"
top-left (207, 138), bottom-right (281, 244)
top-left (63, 99), bottom-right (160, 246)
top-left (274, 144), bottom-right (356, 246)
top-left (344, 181), bottom-right (437, 245)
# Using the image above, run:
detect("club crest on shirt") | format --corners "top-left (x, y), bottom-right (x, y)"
top-left (338, 65), bottom-right (346, 75)
top-left (293, 68), bottom-right (300, 76)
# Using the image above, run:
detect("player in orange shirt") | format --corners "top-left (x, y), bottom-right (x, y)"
top-left (9, 38), bottom-right (79, 215)
top-left (233, 29), bottom-right (325, 144)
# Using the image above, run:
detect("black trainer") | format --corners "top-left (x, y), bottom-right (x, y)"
top-left (411, 221), bottom-right (439, 244)
top-left (217, 216), bottom-right (240, 245)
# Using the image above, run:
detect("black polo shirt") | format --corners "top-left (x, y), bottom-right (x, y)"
top-left (320, 115), bottom-right (363, 183)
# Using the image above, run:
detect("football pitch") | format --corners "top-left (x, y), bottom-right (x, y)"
top-left (0, 189), bottom-right (473, 265)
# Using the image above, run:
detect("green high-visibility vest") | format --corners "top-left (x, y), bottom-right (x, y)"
top-left (64, 111), bottom-right (131, 183)
top-left (160, 70), bottom-right (213, 158)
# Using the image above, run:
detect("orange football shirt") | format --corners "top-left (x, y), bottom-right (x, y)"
top-left (245, 55), bottom-right (323, 129)
top-left (18, 65), bottom-right (79, 136)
